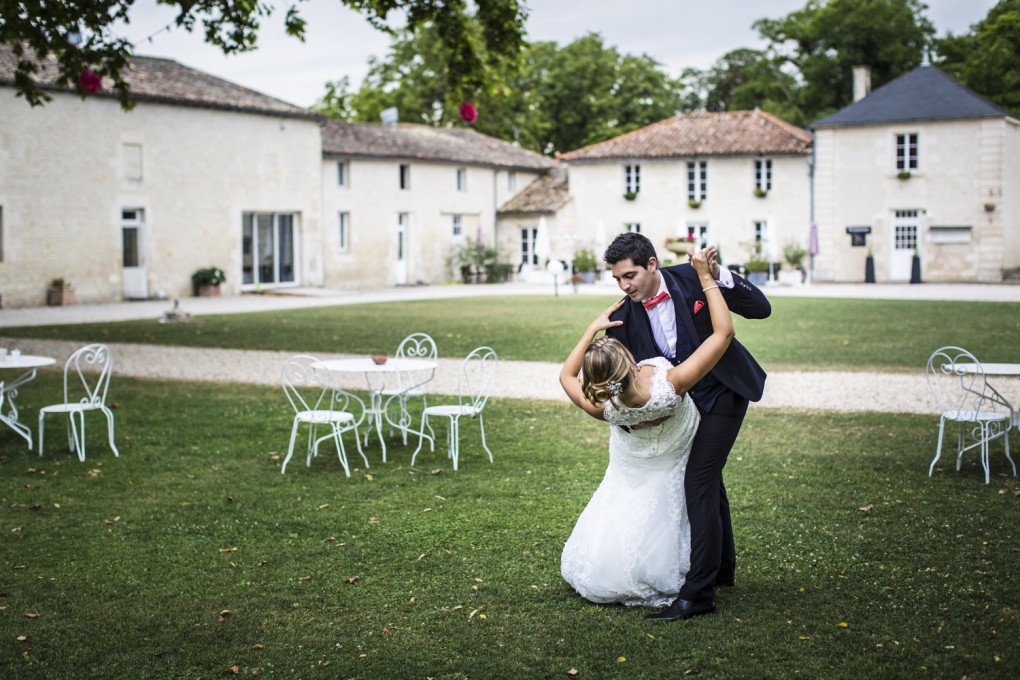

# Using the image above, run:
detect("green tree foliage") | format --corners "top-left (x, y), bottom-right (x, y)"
top-left (752, 0), bottom-right (935, 125)
top-left (316, 30), bottom-right (684, 156)
top-left (1, 0), bottom-right (526, 110)
top-left (933, 0), bottom-right (1020, 115)
top-left (686, 48), bottom-right (803, 123)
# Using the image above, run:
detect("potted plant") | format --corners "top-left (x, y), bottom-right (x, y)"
top-left (779, 242), bottom-right (807, 285)
top-left (192, 267), bottom-right (226, 296)
top-left (865, 249), bottom-right (875, 283)
top-left (754, 187), bottom-right (768, 198)
top-left (47, 278), bottom-right (75, 306)
top-left (623, 191), bottom-right (638, 201)
top-left (664, 236), bottom-right (696, 255)
top-left (688, 198), bottom-right (702, 209)
top-left (571, 248), bottom-right (598, 283)
top-left (744, 254), bottom-right (770, 286)
top-left (897, 170), bottom-right (912, 180)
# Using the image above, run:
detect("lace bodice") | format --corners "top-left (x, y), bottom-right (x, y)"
top-left (603, 357), bottom-right (680, 427)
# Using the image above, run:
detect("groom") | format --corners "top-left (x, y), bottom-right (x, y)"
top-left (603, 232), bottom-right (770, 622)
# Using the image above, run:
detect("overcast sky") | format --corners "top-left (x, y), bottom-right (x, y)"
top-left (115, 0), bottom-right (999, 109)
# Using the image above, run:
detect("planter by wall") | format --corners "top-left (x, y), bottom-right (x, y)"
top-left (747, 271), bottom-right (768, 286)
top-left (47, 287), bottom-right (76, 306)
top-left (197, 283), bottom-right (222, 297)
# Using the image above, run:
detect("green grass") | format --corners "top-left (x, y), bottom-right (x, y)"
top-left (4, 296), bottom-right (1020, 370)
top-left (2, 373), bottom-right (1018, 678)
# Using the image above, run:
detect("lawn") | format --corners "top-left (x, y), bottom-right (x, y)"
top-left (3, 296), bottom-right (1019, 371)
top-left (1, 372), bottom-right (1018, 678)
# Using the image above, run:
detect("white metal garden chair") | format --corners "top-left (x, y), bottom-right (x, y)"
top-left (377, 332), bottom-right (437, 444)
top-left (280, 355), bottom-right (368, 477)
top-left (412, 346), bottom-right (498, 471)
top-left (926, 346), bottom-right (1015, 484)
top-left (38, 344), bottom-right (119, 461)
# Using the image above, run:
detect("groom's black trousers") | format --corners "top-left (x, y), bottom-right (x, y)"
top-left (677, 389), bottom-right (748, 605)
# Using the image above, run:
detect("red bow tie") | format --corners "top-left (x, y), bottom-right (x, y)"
top-left (642, 290), bottom-right (671, 310)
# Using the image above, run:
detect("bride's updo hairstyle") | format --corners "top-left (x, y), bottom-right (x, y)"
top-left (582, 337), bottom-right (636, 406)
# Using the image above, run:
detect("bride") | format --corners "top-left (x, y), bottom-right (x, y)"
top-left (557, 250), bottom-right (733, 607)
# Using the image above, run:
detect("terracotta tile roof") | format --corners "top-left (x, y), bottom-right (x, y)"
top-left (498, 167), bottom-right (570, 214)
top-left (321, 119), bottom-right (557, 170)
top-left (0, 45), bottom-right (315, 119)
top-left (559, 110), bottom-right (812, 161)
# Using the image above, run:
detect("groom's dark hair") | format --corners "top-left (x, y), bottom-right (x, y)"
top-left (604, 232), bottom-right (657, 268)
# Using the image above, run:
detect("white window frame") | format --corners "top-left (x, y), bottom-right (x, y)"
top-left (456, 167), bottom-right (467, 192)
top-left (624, 222), bottom-right (641, 234)
top-left (894, 209), bottom-right (919, 250)
top-left (755, 158), bottom-right (772, 191)
top-left (507, 171), bottom-right (516, 192)
top-left (452, 214), bottom-right (463, 237)
top-left (687, 161), bottom-right (707, 201)
top-left (896, 133), bottom-right (918, 171)
top-left (753, 221), bottom-right (767, 256)
top-left (338, 212), bottom-right (350, 252)
top-left (337, 161), bottom-right (349, 187)
top-left (625, 164), bottom-right (641, 194)
top-left (521, 227), bottom-right (538, 266)
top-left (686, 223), bottom-right (709, 249)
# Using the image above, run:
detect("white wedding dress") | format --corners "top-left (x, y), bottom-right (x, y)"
top-left (561, 357), bottom-right (700, 607)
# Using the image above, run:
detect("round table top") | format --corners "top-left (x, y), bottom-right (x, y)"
top-left (0, 354), bottom-right (57, 370)
top-left (315, 357), bottom-right (437, 373)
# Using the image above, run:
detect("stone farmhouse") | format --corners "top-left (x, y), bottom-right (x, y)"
top-left (812, 65), bottom-right (1020, 283)
top-left (2, 51), bottom-right (1016, 308)
top-left (0, 48), bottom-right (553, 307)
top-left (557, 110), bottom-right (813, 276)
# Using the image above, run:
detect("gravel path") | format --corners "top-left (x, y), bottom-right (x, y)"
top-left (7, 336), bottom-right (1017, 416)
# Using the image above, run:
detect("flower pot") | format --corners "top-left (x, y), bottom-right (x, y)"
top-left (47, 287), bottom-right (76, 306)
top-left (865, 255), bottom-right (875, 283)
top-left (197, 283), bottom-right (222, 297)
top-left (747, 271), bottom-right (768, 286)
top-left (665, 240), bottom-right (696, 255)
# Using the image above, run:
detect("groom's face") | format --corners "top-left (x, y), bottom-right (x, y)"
top-left (611, 257), bottom-right (660, 302)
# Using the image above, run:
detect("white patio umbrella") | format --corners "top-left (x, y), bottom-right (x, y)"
top-left (808, 222), bottom-right (819, 283)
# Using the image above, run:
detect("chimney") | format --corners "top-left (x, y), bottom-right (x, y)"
top-left (852, 66), bottom-right (871, 102)
top-left (380, 107), bottom-right (398, 125)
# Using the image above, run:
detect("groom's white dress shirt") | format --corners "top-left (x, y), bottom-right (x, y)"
top-left (643, 268), bottom-right (734, 360)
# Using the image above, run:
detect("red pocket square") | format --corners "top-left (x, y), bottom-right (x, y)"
top-left (693, 300), bottom-right (705, 314)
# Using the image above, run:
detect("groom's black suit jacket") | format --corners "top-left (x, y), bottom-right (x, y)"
top-left (605, 264), bottom-right (771, 405)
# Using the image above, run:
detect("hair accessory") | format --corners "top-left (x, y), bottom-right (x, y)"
top-left (606, 379), bottom-right (623, 397)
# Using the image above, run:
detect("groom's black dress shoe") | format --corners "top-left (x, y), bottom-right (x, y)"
top-left (644, 598), bottom-right (716, 622)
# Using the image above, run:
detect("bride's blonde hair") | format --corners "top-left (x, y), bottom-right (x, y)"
top-left (582, 337), bottom-right (636, 406)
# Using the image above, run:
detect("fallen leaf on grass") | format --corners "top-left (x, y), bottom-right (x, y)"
top-left (430, 469), bottom-right (442, 475)
top-left (435, 495), bottom-right (446, 500)
top-left (617, 656), bottom-right (626, 663)
top-left (567, 669), bottom-right (578, 677)
top-left (218, 610), bottom-right (232, 622)
top-left (252, 643), bottom-right (264, 649)
top-left (838, 622), bottom-right (849, 628)
top-left (24, 613), bottom-right (39, 619)
top-left (859, 504), bottom-right (874, 512)
top-left (365, 474), bottom-right (374, 481)
top-left (16, 635), bottom-right (27, 641)
top-left (383, 628), bottom-right (392, 638)
top-left (224, 664), bottom-right (240, 674)
top-left (368, 516), bottom-right (380, 523)
top-left (219, 547), bottom-right (238, 553)
top-left (468, 609), bottom-right (478, 619)
top-left (343, 576), bottom-right (360, 584)
top-left (318, 503), bottom-right (330, 510)
top-left (418, 554), bottom-right (427, 561)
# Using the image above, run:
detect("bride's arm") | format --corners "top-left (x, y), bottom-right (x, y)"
top-left (666, 251), bottom-right (734, 395)
top-left (559, 299), bottom-right (625, 420)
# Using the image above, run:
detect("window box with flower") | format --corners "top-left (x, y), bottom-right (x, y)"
top-left (664, 237), bottom-right (696, 255)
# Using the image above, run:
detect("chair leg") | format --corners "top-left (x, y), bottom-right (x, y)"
top-left (478, 414), bottom-right (493, 463)
top-left (70, 411), bottom-right (86, 462)
top-left (411, 412), bottom-right (429, 466)
top-left (1002, 426), bottom-right (1016, 476)
top-left (281, 419), bottom-right (301, 474)
top-left (38, 411), bottom-right (46, 457)
top-left (929, 418), bottom-right (946, 476)
top-left (351, 423), bottom-right (370, 469)
top-left (449, 416), bottom-right (460, 471)
top-left (981, 424), bottom-right (991, 484)
top-left (327, 424), bottom-right (351, 477)
top-left (101, 407), bottom-right (119, 457)
top-left (306, 424), bottom-right (317, 467)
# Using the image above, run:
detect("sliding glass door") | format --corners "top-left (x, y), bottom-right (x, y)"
top-left (242, 212), bottom-right (296, 287)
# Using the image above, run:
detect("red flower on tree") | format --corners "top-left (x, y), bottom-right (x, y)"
top-left (459, 101), bottom-right (478, 125)
top-left (78, 68), bottom-right (102, 94)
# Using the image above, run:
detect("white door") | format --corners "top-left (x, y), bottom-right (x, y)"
top-left (890, 210), bottom-right (918, 281)
top-left (121, 208), bottom-right (148, 299)
top-left (395, 213), bottom-right (408, 285)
